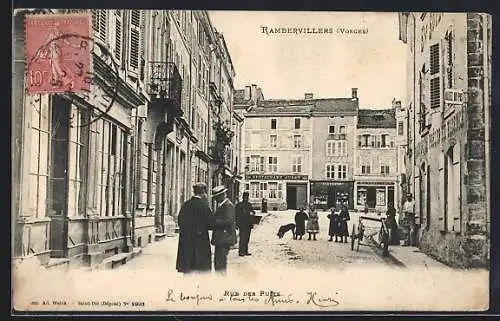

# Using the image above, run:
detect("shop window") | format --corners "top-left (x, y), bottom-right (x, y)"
top-left (29, 96), bottom-right (51, 218)
top-left (259, 182), bottom-right (267, 198)
top-left (376, 189), bottom-right (386, 206)
top-left (269, 182), bottom-right (279, 199)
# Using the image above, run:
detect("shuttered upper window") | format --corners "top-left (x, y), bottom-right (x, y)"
top-left (430, 43), bottom-right (440, 75)
top-left (113, 10), bottom-right (122, 62)
top-left (92, 10), bottom-right (108, 42)
top-left (128, 10), bottom-right (142, 73)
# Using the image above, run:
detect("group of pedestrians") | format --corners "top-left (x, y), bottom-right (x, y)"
top-left (175, 183), bottom-right (256, 275)
top-left (293, 203), bottom-right (350, 242)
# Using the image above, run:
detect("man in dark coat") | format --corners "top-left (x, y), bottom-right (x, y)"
top-left (338, 203), bottom-right (350, 243)
top-left (235, 192), bottom-right (255, 256)
top-left (176, 183), bottom-right (213, 274)
top-left (294, 208), bottom-right (309, 240)
top-left (211, 185), bottom-right (237, 273)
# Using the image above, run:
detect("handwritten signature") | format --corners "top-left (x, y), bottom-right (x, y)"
top-left (305, 291), bottom-right (340, 308)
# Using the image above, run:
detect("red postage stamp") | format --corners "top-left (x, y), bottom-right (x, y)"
top-left (25, 13), bottom-right (92, 95)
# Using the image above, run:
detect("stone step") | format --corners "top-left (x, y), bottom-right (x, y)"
top-left (46, 258), bottom-right (70, 271)
top-left (96, 247), bottom-right (143, 270)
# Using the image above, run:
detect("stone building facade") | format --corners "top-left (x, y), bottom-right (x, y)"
top-left (242, 98), bottom-right (313, 210)
top-left (309, 90), bottom-right (359, 210)
top-left (398, 12), bottom-right (491, 267)
top-left (354, 109), bottom-right (398, 213)
top-left (12, 9), bottom-right (239, 269)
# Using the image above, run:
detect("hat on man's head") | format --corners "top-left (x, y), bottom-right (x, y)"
top-left (212, 185), bottom-right (227, 197)
top-left (193, 182), bottom-right (207, 194)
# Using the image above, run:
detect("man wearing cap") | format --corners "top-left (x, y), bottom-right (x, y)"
top-left (210, 185), bottom-right (237, 273)
top-left (176, 183), bottom-right (213, 274)
top-left (235, 191), bottom-right (255, 257)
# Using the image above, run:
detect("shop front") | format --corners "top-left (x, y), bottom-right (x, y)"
top-left (244, 174), bottom-right (309, 211)
top-left (310, 181), bottom-right (355, 210)
top-left (354, 181), bottom-right (395, 213)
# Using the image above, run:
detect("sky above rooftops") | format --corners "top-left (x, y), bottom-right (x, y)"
top-left (209, 11), bottom-right (407, 110)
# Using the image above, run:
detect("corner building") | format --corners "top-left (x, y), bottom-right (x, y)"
top-left (398, 12), bottom-right (491, 267)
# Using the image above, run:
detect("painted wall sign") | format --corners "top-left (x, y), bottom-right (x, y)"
top-left (245, 174), bottom-right (308, 181)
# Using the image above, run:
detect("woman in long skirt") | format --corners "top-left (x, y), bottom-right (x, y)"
top-left (338, 204), bottom-right (350, 243)
top-left (294, 207), bottom-right (309, 240)
top-left (327, 206), bottom-right (341, 242)
top-left (306, 205), bottom-right (320, 241)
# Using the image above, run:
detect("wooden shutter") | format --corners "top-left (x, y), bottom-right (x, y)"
top-left (113, 10), bottom-right (123, 62)
top-left (430, 42), bottom-right (442, 110)
top-left (128, 10), bottom-right (142, 73)
top-left (92, 10), bottom-right (108, 42)
top-left (259, 156), bottom-right (265, 172)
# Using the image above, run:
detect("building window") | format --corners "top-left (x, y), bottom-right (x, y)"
top-left (113, 10), bottom-right (123, 62)
top-left (444, 145), bottom-right (461, 232)
top-left (328, 125), bottom-right (335, 134)
top-left (361, 134), bottom-right (369, 147)
top-left (269, 182), bottom-right (279, 199)
top-left (381, 134), bottom-right (388, 147)
top-left (49, 98), bottom-right (91, 218)
top-left (269, 134), bottom-right (277, 148)
top-left (293, 135), bottom-right (302, 148)
top-left (339, 126), bottom-right (346, 134)
top-left (430, 42), bottom-right (441, 109)
top-left (381, 165), bottom-right (390, 174)
top-left (92, 10), bottom-right (108, 42)
top-left (326, 164), bottom-right (335, 179)
top-left (337, 164), bottom-right (347, 179)
top-left (445, 30), bottom-right (454, 89)
top-left (292, 156), bottom-right (302, 173)
top-left (29, 96), bottom-right (51, 218)
top-left (338, 141), bottom-right (346, 155)
top-left (294, 118), bottom-right (301, 129)
top-left (259, 182), bottom-right (267, 198)
top-left (398, 121), bottom-right (404, 135)
top-left (250, 182), bottom-right (259, 199)
top-left (268, 156), bottom-right (278, 172)
top-left (326, 140), bottom-right (336, 156)
top-left (271, 118), bottom-right (277, 129)
top-left (249, 155), bottom-right (261, 172)
top-left (361, 165), bottom-right (371, 174)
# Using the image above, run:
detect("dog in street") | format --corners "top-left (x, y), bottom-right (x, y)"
top-left (277, 223), bottom-right (296, 239)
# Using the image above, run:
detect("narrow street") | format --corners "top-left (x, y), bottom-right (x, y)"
top-left (14, 210), bottom-right (489, 312)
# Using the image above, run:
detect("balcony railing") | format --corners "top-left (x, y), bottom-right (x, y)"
top-left (148, 62), bottom-right (182, 107)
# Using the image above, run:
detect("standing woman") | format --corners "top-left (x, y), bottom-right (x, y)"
top-left (327, 205), bottom-right (341, 242)
top-left (338, 203), bottom-right (350, 243)
top-left (294, 207), bottom-right (309, 240)
top-left (306, 204), bottom-right (320, 241)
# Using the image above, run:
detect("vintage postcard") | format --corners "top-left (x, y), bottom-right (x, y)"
top-left (11, 9), bottom-right (491, 313)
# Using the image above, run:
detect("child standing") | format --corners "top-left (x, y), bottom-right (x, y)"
top-left (306, 205), bottom-right (320, 241)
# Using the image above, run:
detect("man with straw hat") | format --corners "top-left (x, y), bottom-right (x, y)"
top-left (210, 185), bottom-right (236, 273)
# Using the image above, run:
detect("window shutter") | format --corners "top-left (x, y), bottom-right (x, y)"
top-left (260, 156), bottom-right (265, 172)
top-left (113, 10), bottom-right (123, 63)
top-left (438, 154), bottom-right (446, 231)
top-left (128, 10), bottom-right (142, 73)
top-left (92, 10), bottom-right (108, 42)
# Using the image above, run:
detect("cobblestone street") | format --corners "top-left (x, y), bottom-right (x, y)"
top-left (14, 211), bottom-right (489, 312)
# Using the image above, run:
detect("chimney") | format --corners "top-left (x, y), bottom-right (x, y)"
top-left (351, 88), bottom-right (358, 99)
top-left (250, 84), bottom-right (258, 101)
top-left (244, 86), bottom-right (251, 100)
top-left (304, 93), bottom-right (313, 100)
